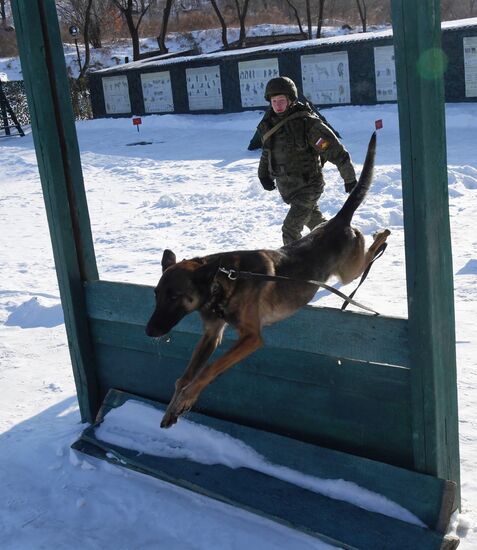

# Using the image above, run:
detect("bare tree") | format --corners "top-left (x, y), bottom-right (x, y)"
top-left (316, 0), bottom-right (326, 38)
top-left (234, 0), bottom-right (250, 48)
top-left (285, 0), bottom-right (305, 36)
top-left (56, 0), bottom-right (108, 50)
top-left (157, 0), bottom-right (174, 53)
top-left (56, 0), bottom-right (94, 76)
top-left (88, 0), bottom-right (111, 49)
top-left (305, 0), bottom-right (312, 38)
top-left (356, 0), bottom-right (367, 32)
top-left (210, 0), bottom-right (229, 49)
top-left (78, 0), bottom-right (93, 78)
top-left (0, 0), bottom-right (6, 28)
top-left (112, 0), bottom-right (151, 61)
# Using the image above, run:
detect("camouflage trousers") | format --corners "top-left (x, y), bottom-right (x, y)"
top-left (276, 174), bottom-right (326, 245)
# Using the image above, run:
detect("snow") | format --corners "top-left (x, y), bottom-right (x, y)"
top-left (96, 399), bottom-right (425, 527)
top-left (1, 99), bottom-right (477, 547)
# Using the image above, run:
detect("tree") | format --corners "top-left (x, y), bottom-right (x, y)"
top-left (112, 0), bottom-right (151, 61)
top-left (305, 0), bottom-right (312, 39)
top-left (234, 0), bottom-right (250, 48)
top-left (356, 0), bottom-right (367, 32)
top-left (56, 0), bottom-right (94, 77)
top-left (316, 0), bottom-right (326, 38)
top-left (285, 0), bottom-right (305, 36)
top-left (78, 0), bottom-right (93, 78)
top-left (0, 0), bottom-right (6, 28)
top-left (210, 0), bottom-right (229, 50)
top-left (157, 0), bottom-right (174, 53)
top-left (57, 0), bottom-right (110, 51)
top-left (88, 0), bottom-right (111, 49)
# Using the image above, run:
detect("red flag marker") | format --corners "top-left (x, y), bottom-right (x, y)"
top-left (132, 117), bottom-right (142, 132)
top-left (375, 119), bottom-right (383, 130)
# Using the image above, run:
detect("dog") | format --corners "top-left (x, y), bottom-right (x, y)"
top-left (146, 132), bottom-right (390, 428)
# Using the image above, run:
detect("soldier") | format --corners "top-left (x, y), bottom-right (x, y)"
top-left (257, 76), bottom-right (357, 245)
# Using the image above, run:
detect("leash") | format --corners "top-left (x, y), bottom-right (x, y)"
top-left (217, 243), bottom-right (387, 316)
top-left (340, 242), bottom-right (387, 312)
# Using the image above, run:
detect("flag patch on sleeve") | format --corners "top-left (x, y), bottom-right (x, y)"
top-left (315, 138), bottom-right (330, 151)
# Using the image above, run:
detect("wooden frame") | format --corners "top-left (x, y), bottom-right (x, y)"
top-left (11, 1), bottom-right (460, 546)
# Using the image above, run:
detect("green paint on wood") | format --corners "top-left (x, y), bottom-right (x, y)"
top-left (92, 343), bottom-right (413, 466)
top-left (85, 280), bottom-right (410, 366)
top-left (73, 389), bottom-right (457, 548)
top-left (391, 0), bottom-right (460, 505)
top-left (11, 0), bottom-right (100, 421)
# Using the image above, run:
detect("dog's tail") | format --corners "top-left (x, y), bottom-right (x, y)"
top-left (334, 131), bottom-right (376, 226)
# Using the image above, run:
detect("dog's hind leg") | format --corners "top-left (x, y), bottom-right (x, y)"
top-left (366, 229), bottom-right (391, 263)
top-left (161, 319), bottom-right (263, 428)
top-left (338, 228), bottom-right (391, 285)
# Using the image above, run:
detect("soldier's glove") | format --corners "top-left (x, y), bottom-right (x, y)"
top-left (260, 177), bottom-right (276, 191)
top-left (345, 179), bottom-right (358, 193)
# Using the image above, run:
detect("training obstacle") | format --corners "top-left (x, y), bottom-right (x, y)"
top-left (13, 1), bottom-right (460, 548)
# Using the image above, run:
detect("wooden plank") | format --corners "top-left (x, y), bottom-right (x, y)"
top-left (72, 389), bottom-right (456, 548)
top-left (11, 0), bottom-right (100, 422)
top-left (391, 0), bottom-right (460, 504)
top-left (85, 280), bottom-right (410, 366)
top-left (89, 318), bottom-right (411, 401)
top-left (92, 343), bottom-right (414, 466)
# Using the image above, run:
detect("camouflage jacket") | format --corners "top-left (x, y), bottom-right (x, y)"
top-left (257, 102), bottom-right (356, 188)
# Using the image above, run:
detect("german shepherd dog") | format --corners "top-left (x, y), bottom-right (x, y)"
top-left (146, 133), bottom-right (390, 428)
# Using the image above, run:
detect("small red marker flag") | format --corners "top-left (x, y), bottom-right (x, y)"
top-left (375, 119), bottom-right (383, 130)
top-left (132, 117), bottom-right (142, 132)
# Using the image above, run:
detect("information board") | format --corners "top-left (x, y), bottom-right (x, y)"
top-left (238, 58), bottom-right (279, 107)
top-left (301, 51), bottom-right (350, 105)
top-left (140, 71), bottom-right (174, 113)
top-left (464, 36), bottom-right (477, 97)
top-left (102, 75), bottom-right (131, 114)
top-left (374, 45), bottom-right (397, 101)
top-left (186, 66), bottom-right (223, 110)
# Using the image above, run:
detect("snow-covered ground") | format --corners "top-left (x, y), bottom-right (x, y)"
top-left (1, 101), bottom-right (476, 547)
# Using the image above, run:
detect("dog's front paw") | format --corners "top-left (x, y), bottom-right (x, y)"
top-left (161, 407), bottom-right (179, 428)
top-left (160, 386), bottom-right (198, 429)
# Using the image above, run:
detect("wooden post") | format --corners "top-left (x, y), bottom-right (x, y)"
top-left (11, 0), bottom-right (100, 422)
top-left (391, 0), bottom-right (460, 505)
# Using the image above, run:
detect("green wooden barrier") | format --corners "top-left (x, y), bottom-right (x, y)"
top-left (12, 1), bottom-right (460, 547)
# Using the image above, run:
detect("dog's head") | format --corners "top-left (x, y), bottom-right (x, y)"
top-left (145, 249), bottom-right (209, 337)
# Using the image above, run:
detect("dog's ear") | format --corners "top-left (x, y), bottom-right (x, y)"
top-left (162, 249), bottom-right (177, 272)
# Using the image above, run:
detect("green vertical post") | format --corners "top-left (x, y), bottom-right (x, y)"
top-left (11, 0), bottom-right (100, 422)
top-left (391, 0), bottom-right (460, 505)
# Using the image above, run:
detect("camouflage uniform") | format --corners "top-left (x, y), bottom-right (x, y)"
top-left (257, 82), bottom-right (357, 245)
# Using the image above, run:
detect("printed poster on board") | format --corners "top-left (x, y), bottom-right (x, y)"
top-left (238, 58), bottom-right (279, 107)
top-left (102, 75), bottom-right (131, 114)
top-left (464, 36), bottom-right (477, 97)
top-left (374, 45), bottom-right (397, 101)
top-left (186, 66), bottom-right (223, 110)
top-left (140, 71), bottom-right (174, 113)
top-left (301, 51), bottom-right (350, 105)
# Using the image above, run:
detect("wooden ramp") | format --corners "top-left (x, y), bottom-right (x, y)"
top-left (73, 389), bottom-right (458, 550)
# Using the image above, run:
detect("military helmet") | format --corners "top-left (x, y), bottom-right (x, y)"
top-left (264, 76), bottom-right (298, 102)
